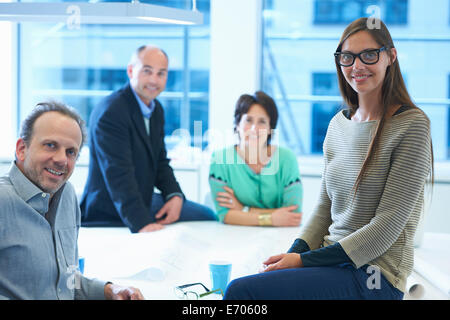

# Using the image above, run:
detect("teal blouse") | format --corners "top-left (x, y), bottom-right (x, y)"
top-left (208, 145), bottom-right (303, 222)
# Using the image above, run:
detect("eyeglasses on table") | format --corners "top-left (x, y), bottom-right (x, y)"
top-left (174, 282), bottom-right (224, 300)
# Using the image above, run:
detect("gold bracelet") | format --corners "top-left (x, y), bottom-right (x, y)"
top-left (258, 213), bottom-right (272, 226)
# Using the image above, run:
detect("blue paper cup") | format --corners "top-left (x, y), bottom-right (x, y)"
top-left (78, 257), bottom-right (85, 274)
top-left (209, 260), bottom-right (232, 294)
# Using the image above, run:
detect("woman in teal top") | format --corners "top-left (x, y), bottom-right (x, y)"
top-left (208, 91), bottom-right (303, 226)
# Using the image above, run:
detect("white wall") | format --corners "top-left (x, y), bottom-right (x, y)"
top-left (208, 0), bottom-right (262, 137)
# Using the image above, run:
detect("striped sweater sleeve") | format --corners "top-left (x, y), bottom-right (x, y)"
top-left (297, 139), bottom-right (333, 251)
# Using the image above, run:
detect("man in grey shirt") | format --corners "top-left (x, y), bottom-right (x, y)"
top-left (0, 101), bottom-right (144, 300)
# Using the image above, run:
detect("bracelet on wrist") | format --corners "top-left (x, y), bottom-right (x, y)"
top-left (258, 212), bottom-right (272, 226)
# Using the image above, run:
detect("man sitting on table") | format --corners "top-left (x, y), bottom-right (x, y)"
top-left (80, 45), bottom-right (216, 233)
top-left (0, 101), bottom-right (144, 300)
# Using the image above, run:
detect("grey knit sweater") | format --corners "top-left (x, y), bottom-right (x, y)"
top-left (298, 108), bottom-right (432, 292)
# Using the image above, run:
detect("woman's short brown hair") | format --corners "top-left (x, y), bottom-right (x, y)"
top-left (234, 91), bottom-right (279, 145)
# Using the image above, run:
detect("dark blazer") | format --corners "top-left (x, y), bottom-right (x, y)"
top-left (80, 84), bottom-right (183, 233)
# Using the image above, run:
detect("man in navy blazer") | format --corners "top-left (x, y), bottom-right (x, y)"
top-left (80, 45), bottom-right (216, 233)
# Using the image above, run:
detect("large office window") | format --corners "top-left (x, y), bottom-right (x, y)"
top-left (314, 0), bottom-right (408, 25)
top-left (311, 73), bottom-right (340, 154)
top-left (17, 0), bottom-right (211, 151)
top-left (262, 0), bottom-right (450, 160)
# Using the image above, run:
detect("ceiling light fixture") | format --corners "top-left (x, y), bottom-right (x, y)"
top-left (0, 1), bottom-right (203, 25)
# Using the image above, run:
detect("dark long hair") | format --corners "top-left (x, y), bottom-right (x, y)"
top-left (335, 17), bottom-right (434, 192)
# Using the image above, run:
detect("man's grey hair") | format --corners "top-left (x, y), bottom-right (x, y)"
top-left (128, 45), bottom-right (169, 67)
top-left (20, 101), bottom-right (87, 148)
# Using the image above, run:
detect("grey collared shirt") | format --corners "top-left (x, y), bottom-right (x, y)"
top-left (0, 163), bottom-right (106, 300)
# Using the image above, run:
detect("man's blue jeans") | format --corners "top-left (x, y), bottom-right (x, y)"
top-left (150, 193), bottom-right (217, 222)
top-left (224, 263), bottom-right (404, 300)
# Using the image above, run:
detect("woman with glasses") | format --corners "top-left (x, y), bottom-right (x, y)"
top-left (208, 91), bottom-right (303, 227)
top-left (223, 17), bottom-right (433, 300)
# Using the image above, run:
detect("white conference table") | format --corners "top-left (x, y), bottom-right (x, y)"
top-left (78, 221), bottom-right (302, 300)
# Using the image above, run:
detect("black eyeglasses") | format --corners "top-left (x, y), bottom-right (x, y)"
top-left (174, 282), bottom-right (224, 300)
top-left (334, 47), bottom-right (387, 67)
